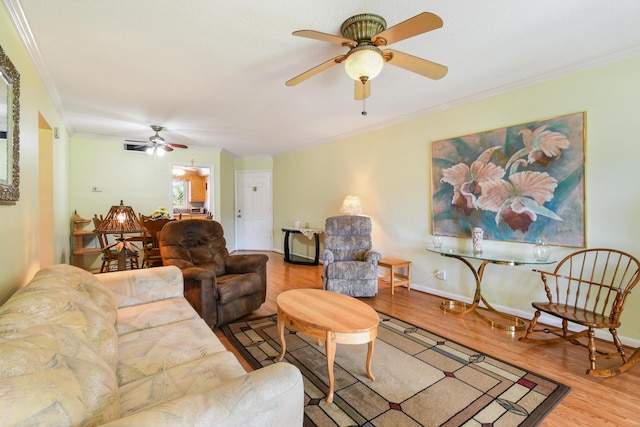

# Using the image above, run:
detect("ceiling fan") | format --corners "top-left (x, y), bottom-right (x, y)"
top-left (286, 12), bottom-right (448, 101)
top-left (125, 125), bottom-right (188, 156)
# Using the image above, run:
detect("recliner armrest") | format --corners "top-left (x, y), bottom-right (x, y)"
top-left (180, 266), bottom-right (218, 327)
top-left (181, 266), bottom-right (217, 281)
top-left (320, 249), bottom-right (334, 264)
top-left (365, 250), bottom-right (382, 264)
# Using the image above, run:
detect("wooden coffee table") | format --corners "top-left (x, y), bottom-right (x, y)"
top-left (276, 289), bottom-right (379, 404)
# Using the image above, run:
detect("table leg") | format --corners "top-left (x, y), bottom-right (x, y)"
top-left (283, 230), bottom-right (292, 263)
top-left (325, 330), bottom-right (336, 404)
top-left (439, 256), bottom-right (526, 331)
top-left (276, 312), bottom-right (286, 362)
top-left (313, 233), bottom-right (320, 265)
top-left (440, 256), bottom-right (483, 315)
top-left (390, 266), bottom-right (396, 295)
top-left (117, 247), bottom-right (127, 271)
top-left (366, 339), bottom-right (376, 382)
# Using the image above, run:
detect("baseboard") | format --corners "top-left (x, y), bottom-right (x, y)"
top-left (272, 248), bottom-right (317, 262)
top-left (402, 283), bottom-right (640, 349)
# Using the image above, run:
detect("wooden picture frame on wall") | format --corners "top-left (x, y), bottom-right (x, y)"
top-left (431, 112), bottom-right (585, 247)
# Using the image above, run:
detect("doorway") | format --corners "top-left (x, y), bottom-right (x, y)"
top-left (235, 170), bottom-right (272, 250)
top-left (170, 163), bottom-right (212, 218)
top-left (38, 113), bottom-right (54, 267)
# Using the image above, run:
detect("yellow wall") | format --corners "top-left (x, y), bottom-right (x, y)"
top-left (0, 6), bottom-right (69, 303)
top-left (274, 55), bottom-right (640, 343)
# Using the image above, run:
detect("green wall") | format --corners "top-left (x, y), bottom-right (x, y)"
top-left (274, 55), bottom-right (640, 344)
top-left (69, 138), bottom-right (222, 217)
top-left (68, 137), bottom-right (223, 269)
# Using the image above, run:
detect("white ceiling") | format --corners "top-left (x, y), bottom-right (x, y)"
top-left (6, 0), bottom-right (640, 157)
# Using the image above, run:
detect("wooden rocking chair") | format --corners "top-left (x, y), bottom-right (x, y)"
top-left (520, 248), bottom-right (640, 377)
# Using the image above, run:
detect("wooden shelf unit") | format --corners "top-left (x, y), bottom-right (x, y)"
top-left (72, 212), bottom-right (101, 271)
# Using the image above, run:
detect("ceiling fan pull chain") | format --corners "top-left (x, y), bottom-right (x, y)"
top-left (362, 97), bottom-right (367, 116)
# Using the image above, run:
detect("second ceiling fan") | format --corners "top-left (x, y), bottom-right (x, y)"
top-left (286, 12), bottom-right (448, 101)
top-left (125, 125), bottom-right (188, 156)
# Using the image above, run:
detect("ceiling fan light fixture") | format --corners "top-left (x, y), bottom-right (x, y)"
top-left (344, 45), bottom-right (384, 82)
top-left (146, 145), bottom-right (165, 157)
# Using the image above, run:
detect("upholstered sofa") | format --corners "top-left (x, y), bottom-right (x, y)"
top-left (0, 264), bottom-right (303, 426)
top-left (159, 219), bottom-right (268, 327)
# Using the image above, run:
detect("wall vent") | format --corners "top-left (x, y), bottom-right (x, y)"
top-left (124, 144), bottom-right (147, 152)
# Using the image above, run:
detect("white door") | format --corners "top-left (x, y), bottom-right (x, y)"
top-left (235, 170), bottom-right (272, 250)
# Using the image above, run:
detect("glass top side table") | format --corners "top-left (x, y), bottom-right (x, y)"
top-left (426, 247), bottom-right (556, 332)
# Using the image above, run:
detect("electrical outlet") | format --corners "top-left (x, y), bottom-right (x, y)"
top-left (436, 270), bottom-right (447, 280)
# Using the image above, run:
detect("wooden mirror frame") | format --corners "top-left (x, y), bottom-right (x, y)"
top-left (0, 44), bottom-right (20, 204)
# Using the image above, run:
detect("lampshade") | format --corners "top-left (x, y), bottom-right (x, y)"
top-left (339, 195), bottom-right (364, 215)
top-left (344, 45), bottom-right (384, 82)
top-left (95, 200), bottom-right (146, 234)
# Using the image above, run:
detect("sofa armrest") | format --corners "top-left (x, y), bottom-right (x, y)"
top-left (101, 363), bottom-right (304, 427)
top-left (94, 266), bottom-right (184, 308)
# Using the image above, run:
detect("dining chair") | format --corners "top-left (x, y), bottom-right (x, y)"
top-left (92, 214), bottom-right (139, 272)
top-left (520, 248), bottom-right (640, 376)
top-left (139, 215), bottom-right (175, 268)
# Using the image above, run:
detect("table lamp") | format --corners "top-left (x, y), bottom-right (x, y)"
top-left (339, 195), bottom-right (364, 215)
top-left (94, 200), bottom-right (146, 270)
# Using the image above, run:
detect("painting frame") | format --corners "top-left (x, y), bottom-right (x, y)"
top-left (431, 112), bottom-right (585, 247)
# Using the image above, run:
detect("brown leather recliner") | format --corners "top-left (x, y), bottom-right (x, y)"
top-left (158, 219), bottom-right (268, 327)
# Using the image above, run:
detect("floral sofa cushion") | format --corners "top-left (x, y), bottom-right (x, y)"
top-left (0, 266), bottom-right (122, 427)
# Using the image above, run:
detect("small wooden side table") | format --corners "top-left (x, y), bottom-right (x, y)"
top-left (378, 257), bottom-right (411, 295)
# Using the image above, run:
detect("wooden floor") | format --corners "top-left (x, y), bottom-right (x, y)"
top-left (215, 252), bottom-right (640, 426)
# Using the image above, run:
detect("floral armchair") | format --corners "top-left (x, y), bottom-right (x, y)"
top-left (320, 215), bottom-right (381, 297)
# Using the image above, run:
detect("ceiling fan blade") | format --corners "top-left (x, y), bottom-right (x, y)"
top-left (293, 30), bottom-right (356, 47)
top-left (168, 143), bottom-right (188, 149)
top-left (354, 80), bottom-right (370, 100)
top-left (286, 55), bottom-right (346, 86)
top-left (124, 139), bottom-right (149, 144)
top-left (161, 145), bottom-right (173, 152)
top-left (373, 12), bottom-right (443, 46)
top-left (383, 49), bottom-right (448, 80)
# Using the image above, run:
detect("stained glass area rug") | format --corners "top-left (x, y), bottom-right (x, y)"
top-left (221, 312), bottom-right (570, 427)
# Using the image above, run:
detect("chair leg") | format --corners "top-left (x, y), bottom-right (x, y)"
top-left (610, 327), bottom-right (627, 363)
top-left (519, 310), bottom-right (541, 343)
top-left (587, 328), bottom-right (597, 372)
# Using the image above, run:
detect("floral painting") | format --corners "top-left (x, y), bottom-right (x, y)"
top-left (431, 112), bottom-right (585, 247)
